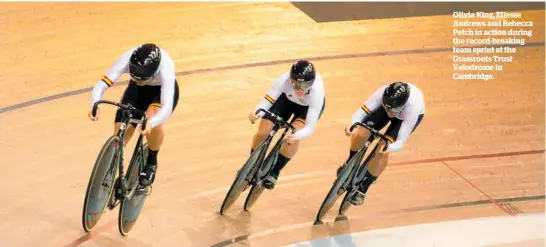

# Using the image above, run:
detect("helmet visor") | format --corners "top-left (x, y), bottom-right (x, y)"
top-left (129, 64), bottom-right (155, 82)
top-left (290, 78), bottom-right (313, 90)
top-left (130, 74), bottom-right (153, 82)
top-left (382, 103), bottom-right (405, 113)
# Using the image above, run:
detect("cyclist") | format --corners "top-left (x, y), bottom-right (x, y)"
top-left (339, 82), bottom-right (425, 205)
top-left (249, 60), bottom-right (326, 189)
top-left (88, 43), bottom-right (180, 187)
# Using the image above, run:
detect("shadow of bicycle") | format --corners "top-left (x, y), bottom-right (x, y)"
top-left (292, 215), bottom-right (357, 247)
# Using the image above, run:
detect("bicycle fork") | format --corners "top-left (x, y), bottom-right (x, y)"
top-left (116, 122), bottom-right (129, 200)
top-left (343, 140), bottom-right (372, 192)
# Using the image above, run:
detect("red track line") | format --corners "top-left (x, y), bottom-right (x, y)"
top-left (441, 161), bottom-right (516, 216)
top-left (391, 149), bottom-right (544, 166)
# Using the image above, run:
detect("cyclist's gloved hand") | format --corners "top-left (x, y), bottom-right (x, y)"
top-left (344, 124), bottom-right (354, 136)
top-left (141, 122), bottom-right (152, 136)
top-left (285, 134), bottom-right (297, 145)
top-left (248, 110), bottom-right (260, 124)
top-left (88, 108), bottom-right (100, 121)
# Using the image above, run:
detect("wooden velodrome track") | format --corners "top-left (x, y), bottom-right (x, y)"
top-left (0, 2), bottom-right (544, 247)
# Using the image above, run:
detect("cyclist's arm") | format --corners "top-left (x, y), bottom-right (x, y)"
top-left (148, 56), bottom-right (176, 128)
top-left (90, 48), bottom-right (133, 108)
top-left (293, 85), bottom-right (325, 140)
top-left (350, 85), bottom-right (386, 125)
top-left (254, 72), bottom-right (287, 116)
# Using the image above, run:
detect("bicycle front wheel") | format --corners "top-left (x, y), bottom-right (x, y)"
top-left (82, 136), bottom-right (120, 232)
top-left (220, 141), bottom-right (267, 215)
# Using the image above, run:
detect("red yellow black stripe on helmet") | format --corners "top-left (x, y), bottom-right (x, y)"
top-left (150, 103), bottom-right (162, 108)
top-left (265, 95), bottom-right (275, 104)
top-left (101, 76), bottom-right (113, 87)
top-left (361, 104), bottom-right (371, 114)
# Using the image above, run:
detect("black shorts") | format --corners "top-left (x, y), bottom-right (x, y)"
top-left (361, 107), bottom-right (424, 143)
top-left (115, 80), bottom-right (180, 126)
top-left (263, 93), bottom-right (325, 125)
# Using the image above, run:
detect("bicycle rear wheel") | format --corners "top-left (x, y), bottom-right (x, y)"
top-left (220, 141), bottom-right (267, 215)
top-left (315, 168), bottom-right (350, 223)
top-left (118, 144), bottom-right (149, 236)
top-left (82, 136), bottom-right (120, 232)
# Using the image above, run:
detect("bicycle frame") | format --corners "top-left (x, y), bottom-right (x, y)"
top-left (251, 109), bottom-right (296, 182)
top-left (92, 100), bottom-right (148, 201)
top-left (220, 108), bottom-right (296, 214)
top-left (315, 121), bottom-right (392, 222)
top-left (346, 122), bottom-right (389, 188)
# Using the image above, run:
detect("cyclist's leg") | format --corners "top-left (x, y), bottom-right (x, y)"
top-left (350, 117), bottom-right (398, 205)
top-left (262, 118), bottom-right (303, 190)
top-left (367, 113), bottom-right (424, 178)
top-left (278, 97), bottom-right (325, 168)
top-left (114, 81), bottom-right (139, 146)
top-left (250, 93), bottom-right (292, 154)
top-left (351, 113), bottom-right (424, 205)
top-left (251, 119), bottom-right (274, 152)
top-left (338, 107), bottom-right (390, 175)
top-left (139, 80), bottom-right (180, 186)
top-left (264, 97), bottom-right (325, 189)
